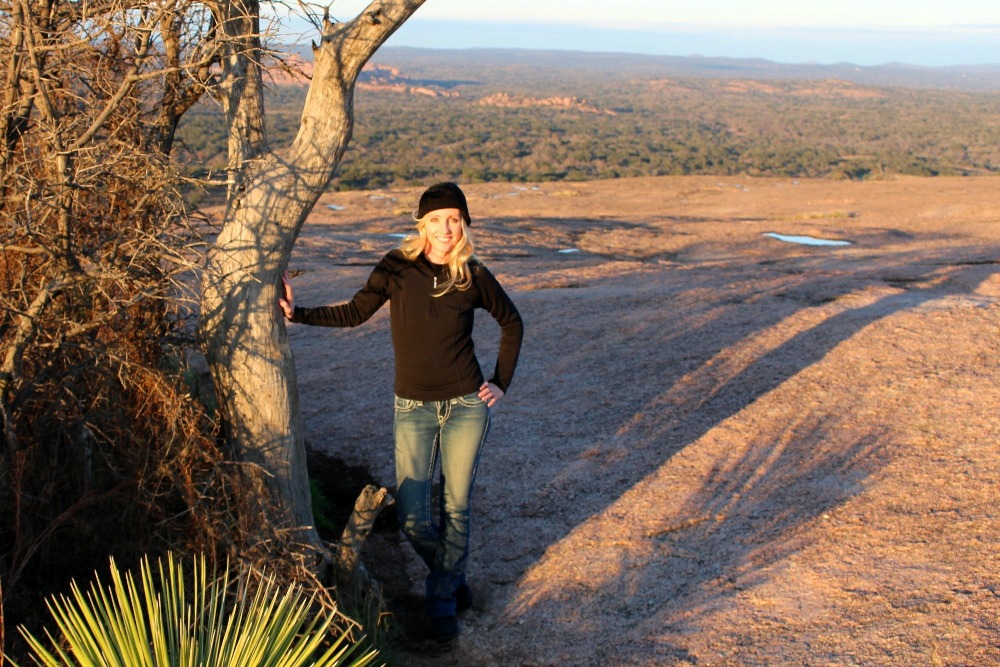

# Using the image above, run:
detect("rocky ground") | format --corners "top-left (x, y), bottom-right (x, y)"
top-left (287, 175), bottom-right (999, 666)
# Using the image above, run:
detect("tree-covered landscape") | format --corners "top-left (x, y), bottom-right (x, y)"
top-left (177, 47), bottom-right (1000, 193)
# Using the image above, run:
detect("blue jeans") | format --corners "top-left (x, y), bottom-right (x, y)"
top-left (394, 392), bottom-right (490, 618)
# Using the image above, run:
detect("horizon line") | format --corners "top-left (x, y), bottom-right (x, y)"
top-left (366, 44), bottom-right (1000, 70)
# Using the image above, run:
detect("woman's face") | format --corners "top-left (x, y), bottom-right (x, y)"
top-left (423, 207), bottom-right (464, 262)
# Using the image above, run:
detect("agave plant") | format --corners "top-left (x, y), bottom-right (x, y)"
top-left (12, 553), bottom-right (378, 667)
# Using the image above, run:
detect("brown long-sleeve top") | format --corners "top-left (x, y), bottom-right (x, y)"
top-left (291, 250), bottom-right (523, 401)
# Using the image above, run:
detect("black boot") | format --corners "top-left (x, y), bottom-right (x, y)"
top-left (429, 614), bottom-right (459, 643)
top-left (455, 581), bottom-right (474, 613)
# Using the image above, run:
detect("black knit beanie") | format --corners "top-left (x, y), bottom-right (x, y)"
top-left (416, 182), bottom-right (471, 225)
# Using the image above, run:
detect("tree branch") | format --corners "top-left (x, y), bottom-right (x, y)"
top-left (68, 8), bottom-right (167, 152)
top-left (0, 275), bottom-right (78, 417)
top-left (281, 0), bottom-right (427, 194)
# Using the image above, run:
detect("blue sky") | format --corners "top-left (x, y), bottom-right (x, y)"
top-left (276, 1), bottom-right (1000, 66)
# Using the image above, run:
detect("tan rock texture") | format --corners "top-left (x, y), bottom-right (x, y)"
top-left (287, 175), bottom-right (999, 666)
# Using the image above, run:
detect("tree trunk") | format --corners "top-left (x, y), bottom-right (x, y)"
top-left (199, 0), bottom-right (425, 563)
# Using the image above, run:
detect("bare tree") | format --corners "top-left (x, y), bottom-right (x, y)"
top-left (198, 0), bottom-right (426, 567)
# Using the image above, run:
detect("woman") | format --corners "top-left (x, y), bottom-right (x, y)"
top-left (279, 182), bottom-right (523, 643)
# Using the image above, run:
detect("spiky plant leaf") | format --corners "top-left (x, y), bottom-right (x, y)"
top-left (13, 554), bottom-right (379, 667)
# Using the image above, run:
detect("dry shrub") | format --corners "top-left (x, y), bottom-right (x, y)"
top-left (0, 1), bottom-right (326, 652)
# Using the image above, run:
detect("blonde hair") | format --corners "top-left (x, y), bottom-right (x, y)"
top-left (400, 215), bottom-right (476, 295)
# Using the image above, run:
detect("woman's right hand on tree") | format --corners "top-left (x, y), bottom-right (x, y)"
top-left (278, 272), bottom-right (295, 320)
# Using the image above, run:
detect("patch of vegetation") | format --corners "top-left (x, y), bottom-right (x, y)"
top-left (14, 553), bottom-right (378, 667)
top-left (175, 50), bottom-right (1000, 192)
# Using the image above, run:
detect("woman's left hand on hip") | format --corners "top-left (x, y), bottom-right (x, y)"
top-left (478, 382), bottom-right (504, 408)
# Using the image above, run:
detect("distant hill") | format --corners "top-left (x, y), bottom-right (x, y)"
top-left (329, 46), bottom-right (1000, 93)
top-left (272, 45), bottom-right (1000, 94)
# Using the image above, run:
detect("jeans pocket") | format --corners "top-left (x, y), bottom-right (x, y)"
top-left (394, 396), bottom-right (419, 413)
top-left (454, 392), bottom-right (485, 409)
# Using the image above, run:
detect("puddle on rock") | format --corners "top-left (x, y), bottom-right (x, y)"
top-left (764, 232), bottom-right (851, 247)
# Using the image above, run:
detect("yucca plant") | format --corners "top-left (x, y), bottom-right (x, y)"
top-left (11, 553), bottom-right (379, 667)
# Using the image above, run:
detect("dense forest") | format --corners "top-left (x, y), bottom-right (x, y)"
top-left (176, 48), bottom-right (1000, 193)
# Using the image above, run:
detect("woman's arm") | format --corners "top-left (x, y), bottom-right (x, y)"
top-left (280, 254), bottom-right (395, 327)
top-left (475, 265), bottom-right (524, 395)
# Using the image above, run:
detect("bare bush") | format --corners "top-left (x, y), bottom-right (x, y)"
top-left (0, 0), bottom-right (247, 633)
